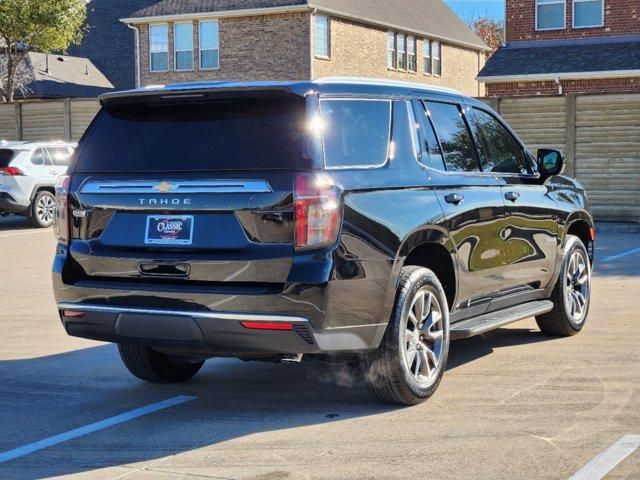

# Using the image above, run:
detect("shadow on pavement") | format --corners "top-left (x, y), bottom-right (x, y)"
top-left (0, 326), bottom-right (564, 479)
top-left (0, 216), bottom-right (41, 232)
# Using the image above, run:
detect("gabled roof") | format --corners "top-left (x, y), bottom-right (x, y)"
top-left (68, 0), bottom-right (161, 89)
top-left (123, 0), bottom-right (488, 51)
top-left (18, 52), bottom-right (114, 99)
top-left (478, 36), bottom-right (640, 81)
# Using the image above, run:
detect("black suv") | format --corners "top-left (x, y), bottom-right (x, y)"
top-left (52, 79), bottom-right (595, 405)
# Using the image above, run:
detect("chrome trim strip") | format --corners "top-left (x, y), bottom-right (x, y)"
top-left (80, 180), bottom-right (273, 194)
top-left (57, 303), bottom-right (308, 323)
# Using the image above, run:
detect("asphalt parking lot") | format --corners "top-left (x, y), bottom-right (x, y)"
top-left (0, 216), bottom-right (638, 480)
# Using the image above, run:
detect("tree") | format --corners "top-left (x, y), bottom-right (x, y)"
top-left (471, 18), bottom-right (505, 54)
top-left (0, 54), bottom-right (33, 100)
top-left (0, 0), bottom-right (86, 102)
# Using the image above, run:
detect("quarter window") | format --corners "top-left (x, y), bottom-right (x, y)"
top-left (407, 36), bottom-right (416, 72)
top-left (471, 109), bottom-right (528, 175)
top-left (199, 20), bottom-right (219, 69)
top-left (387, 31), bottom-right (396, 69)
top-left (424, 41), bottom-right (432, 75)
top-left (149, 24), bottom-right (169, 72)
top-left (315, 15), bottom-right (330, 57)
top-left (573, 0), bottom-right (603, 27)
top-left (174, 22), bottom-right (194, 71)
top-left (536, 0), bottom-right (565, 30)
top-left (432, 41), bottom-right (442, 76)
top-left (320, 99), bottom-right (392, 168)
top-left (426, 102), bottom-right (479, 173)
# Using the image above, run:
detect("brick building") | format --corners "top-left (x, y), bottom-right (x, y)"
top-left (121, 0), bottom-right (489, 97)
top-left (479, 0), bottom-right (640, 96)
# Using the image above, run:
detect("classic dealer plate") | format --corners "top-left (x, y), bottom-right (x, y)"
top-left (145, 215), bottom-right (194, 245)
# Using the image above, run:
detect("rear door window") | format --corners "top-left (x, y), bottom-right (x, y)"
top-left (75, 95), bottom-right (305, 173)
top-left (414, 101), bottom-right (446, 170)
top-left (47, 147), bottom-right (72, 167)
top-left (426, 101), bottom-right (480, 173)
top-left (31, 148), bottom-right (52, 166)
top-left (320, 99), bottom-right (392, 168)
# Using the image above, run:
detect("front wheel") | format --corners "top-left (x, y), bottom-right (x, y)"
top-left (362, 266), bottom-right (450, 405)
top-left (536, 235), bottom-right (591, 336)
top-left (118, 344), bottom-right (204, 383)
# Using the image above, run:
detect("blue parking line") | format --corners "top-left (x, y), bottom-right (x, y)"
top-left (602, 247), bottom-right (640, 263)
top-left (0, 395), bottom-right (197, 464)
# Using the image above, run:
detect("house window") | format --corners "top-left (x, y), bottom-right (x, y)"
top-left (174, 22), bottom-right (194, 71)
top-left (315, 15), bottom-right (330, 57)
top-left (407, 36), bottom-right (416, 72)
top-left (573, 0), bottom-right (603, 27)
top-left (433, 41), bottom-right (441, 76)
top-left (387, 31), bottom-right (396, 69)
top-left (424, 40), bottom-right (432, 75)
top-left (397, 34), bottom-right (406, 70)
top-left (536, 0), bottom-right (566, 30)
top-left (149, 24), bottom-right (169, 72)
top-left (199, 20), bottom-right (219, 69)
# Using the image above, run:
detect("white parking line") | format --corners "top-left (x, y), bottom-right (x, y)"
top-left (602, 247), bottom-right (640, 263)
top-left (0, 395), bottom-right (197, 464)
top-left (570, 434), bottom-right (640, 480)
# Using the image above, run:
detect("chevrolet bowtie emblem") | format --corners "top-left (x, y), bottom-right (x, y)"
top-left (153, 182), bottom-right (176, 193)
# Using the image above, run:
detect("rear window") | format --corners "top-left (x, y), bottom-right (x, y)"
top-left (0, 149), bottom-right (18, 167)
top-left (320, 99), bottom-right (391, 168)
top-left (75, 95), bottom-right (305, 173)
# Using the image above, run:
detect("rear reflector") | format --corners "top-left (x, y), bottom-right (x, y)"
top-left (62, 310), bottom-right (85, 318)
top-left (240, 321), bottom-right (294, 331)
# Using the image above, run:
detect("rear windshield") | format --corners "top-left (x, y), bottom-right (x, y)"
top-left (0, 149), bottom-right (18, 167)
top-left (75, 95), bottom-right (305, 173)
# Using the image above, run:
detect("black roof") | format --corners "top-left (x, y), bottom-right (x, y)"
top-left (479, 36), bottom-right (640, 79)
top-left (68, 0), bottom-right (160, 90)
top-left (126, 0), bottom-right (487, 50)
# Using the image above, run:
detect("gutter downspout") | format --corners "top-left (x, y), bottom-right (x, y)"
top-left (555, 76), bottom-right (563, 95)
top-left (126, 23), bottom-right (141, 88)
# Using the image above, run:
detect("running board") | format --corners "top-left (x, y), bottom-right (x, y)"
top-left (450, 300), bottom-right (554, 340)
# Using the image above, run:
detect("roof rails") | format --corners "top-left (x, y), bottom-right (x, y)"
top-left (315, 76), bottom-right (462, 95)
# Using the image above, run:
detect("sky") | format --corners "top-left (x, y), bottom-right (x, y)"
top-left (444, 0), bottom-right (505, 23)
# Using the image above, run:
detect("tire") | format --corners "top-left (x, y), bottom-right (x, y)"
top-left (118, 344), bottom-right (204, 383)
top-left (536, 235), bottom-right (591, 337)
top-left (29, 190), bottom-right (55, 228)
top-left (362, 266), bottom-right (450, 405)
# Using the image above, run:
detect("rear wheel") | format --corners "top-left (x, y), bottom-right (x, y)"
top-left (29, 190), bottom-right (55, 228)
top-left (363, 266), bottom-right (450, 405)
top-left (118, 344), bottom-right (204, 383)
top-left (536, 235), bottom-right (591, 336)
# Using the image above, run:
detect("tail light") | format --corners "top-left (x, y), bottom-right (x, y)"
top-left (54, 175), bottom-right (71, 245)
top-left (294, 172), bottom-right (342, 250)
top-left (0, 166), bottom-right (24, 176)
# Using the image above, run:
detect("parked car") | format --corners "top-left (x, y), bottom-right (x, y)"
top-left (0, 141), bottom-right (76, 227)
top-left (52, 78), bottom-right (595, 405)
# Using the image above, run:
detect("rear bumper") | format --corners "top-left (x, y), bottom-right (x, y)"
top-left (0, 192), bottom-right (29, 214)
top-left (56, 302), bottom-right (385, 356)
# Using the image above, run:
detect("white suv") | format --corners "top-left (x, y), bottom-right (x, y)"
top-left (0, 140), bottom-right (75, 227)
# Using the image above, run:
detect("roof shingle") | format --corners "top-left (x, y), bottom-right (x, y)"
top-left (479, 38), bottom-right (640, 79)
top-left (126, 0), bottom-right (487, 50)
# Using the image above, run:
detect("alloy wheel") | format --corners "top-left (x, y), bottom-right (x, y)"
top-left (37, 194), bottom-right (55, 225)
top-left (403, 287), bottom-right (445, 384)
top-left (565, 250), bottom-right (590, 323)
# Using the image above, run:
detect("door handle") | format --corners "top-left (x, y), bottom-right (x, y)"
top-left (444, 193), bottom-right (464, 205)
top-left (505, 191), bottom-right (521, 202)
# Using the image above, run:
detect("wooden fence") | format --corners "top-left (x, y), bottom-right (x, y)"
top-left (0, 93), bottom-right (638, 221)
top-left (483, 93), bottom-right (640, 222)
top-left (0, 98), bottom-right (100, 143)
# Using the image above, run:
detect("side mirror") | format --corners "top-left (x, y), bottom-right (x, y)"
top-left (537, 149), bottom-right (565, 177)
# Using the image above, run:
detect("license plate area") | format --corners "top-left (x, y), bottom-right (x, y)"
top-left (145, 215), bottom-right (194, 245)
